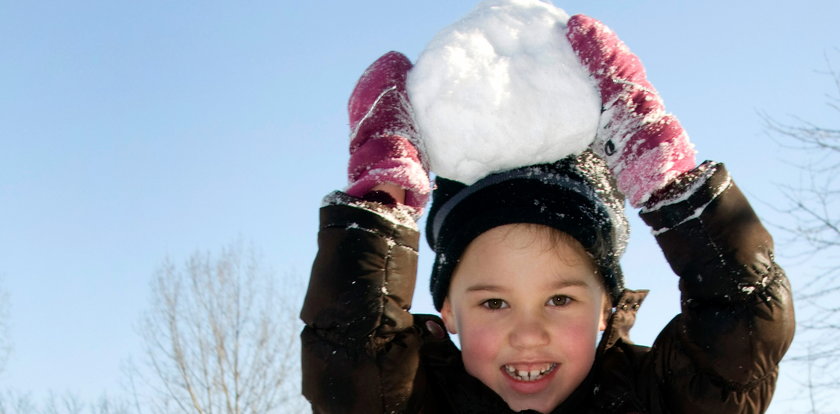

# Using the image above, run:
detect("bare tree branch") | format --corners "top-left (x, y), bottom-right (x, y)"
top-left (0, 391), bottom-right (133, 414)
top-left (132, 241), bottom-right (305, 414)
top-left (0, 277), bottom-right (11, 375)
top-left (768, 51), bottom-right (840, 403)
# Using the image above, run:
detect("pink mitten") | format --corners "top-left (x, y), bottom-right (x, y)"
top-left (566, 15), bottom-right (697, 207)
top-left (346, 51), bottom-right (430, 210)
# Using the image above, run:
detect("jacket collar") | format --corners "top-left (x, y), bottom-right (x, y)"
top-left (598, 289), bottom-right (649, 353)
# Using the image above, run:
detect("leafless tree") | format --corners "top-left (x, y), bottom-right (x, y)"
top-left (0, 277), bottom-right (133, 414)
top-left (766, 52), bottom-right (840, 412)
top-left (0, 277), bottom-right (11, 375)
top-left (0, 391), bottom-right (132, 414)
top-left (0, 391), bottom-right (37, 414)
top-left (133, 241), bottom-right (306, 414)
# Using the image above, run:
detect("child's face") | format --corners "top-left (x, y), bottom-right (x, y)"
top-left (441, 224), bottom-right (610, 413)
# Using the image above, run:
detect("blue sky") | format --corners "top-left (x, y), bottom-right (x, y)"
top-left (1, 1), bottom-right (838, 412)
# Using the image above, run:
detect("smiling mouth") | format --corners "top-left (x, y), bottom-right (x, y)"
top-left (503, 363), bottom-right (558, 382)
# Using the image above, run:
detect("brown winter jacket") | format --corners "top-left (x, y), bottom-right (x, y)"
top-left (300, 164), bottom-right (795, 413)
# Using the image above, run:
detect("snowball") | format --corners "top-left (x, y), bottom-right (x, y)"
top-left (407, 0), bottom-right (601, 184)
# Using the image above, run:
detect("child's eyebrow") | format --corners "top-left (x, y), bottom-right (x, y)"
top-left (550, 279), bottom-right (589, 289)
top-left (465, 284), bottom-right (506, 293)
top-left (465, 279), bottom-right (589, 293)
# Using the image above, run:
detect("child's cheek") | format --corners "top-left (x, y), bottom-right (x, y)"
top-left (458, 316), bottom-right (505, 379)
top-left (557, 310), bottom-right (601, 358)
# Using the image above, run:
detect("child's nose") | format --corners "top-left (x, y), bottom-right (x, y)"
top-left (508, 317), bottom-right (550, 349)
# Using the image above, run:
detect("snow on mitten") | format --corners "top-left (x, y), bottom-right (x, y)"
top-left (565, 15), bottom-right (697, 207)
top-left (346, 51), bottom-right (431, 211)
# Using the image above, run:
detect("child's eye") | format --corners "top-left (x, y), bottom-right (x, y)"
top-left (481, 298), bottom-right (509, 310)
top-left (547, 295), bottom-right (572, 307)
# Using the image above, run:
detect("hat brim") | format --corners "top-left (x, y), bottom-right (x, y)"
top-left (428, 162), bottom-right (623, 310)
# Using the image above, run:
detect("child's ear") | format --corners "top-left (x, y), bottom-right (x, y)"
top-left (599, 310), bottom-right (609, 332)
top-left (440, 297), bottom-right (459, 334)
top-left (599, 297), bottom-right (612, 332)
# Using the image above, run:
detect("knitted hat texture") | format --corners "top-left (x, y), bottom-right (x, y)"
top-left (426, 150), bottom-right (629, 310)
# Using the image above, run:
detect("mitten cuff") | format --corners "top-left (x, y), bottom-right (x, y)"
top-left (346, 156), bottom-right (430, 211)
top-left (639, 161), bottom-right (729, 234)
top-left (615, 122), bottom-right (696, 207)
top-left (323, 191), bottom-right (420, 228)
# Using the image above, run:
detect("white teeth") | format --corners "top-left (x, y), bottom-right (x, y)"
top-left (503, 363), bottom-right (557, 382)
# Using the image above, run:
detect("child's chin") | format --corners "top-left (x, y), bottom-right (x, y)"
top-left (500, 391), bottom-right (559, 414)
top-left (504, 399), bottom-right (553, 414)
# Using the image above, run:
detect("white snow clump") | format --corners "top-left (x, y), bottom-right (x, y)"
top-left (407, 0), bottom-right (601, 184)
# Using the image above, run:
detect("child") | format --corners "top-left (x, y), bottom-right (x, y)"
top-left (300, 15), bottom-right (794, 414)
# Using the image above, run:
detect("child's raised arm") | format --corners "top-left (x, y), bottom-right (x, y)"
top-left (300, 52), bottom-right (440, 413)
top-left (567, 15), bottom-right (795, 412)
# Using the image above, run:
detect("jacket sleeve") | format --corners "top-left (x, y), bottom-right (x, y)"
top-left (300, 192), bottom-right (428, 414)
top-left (639, 163), bottom-right (795, 413)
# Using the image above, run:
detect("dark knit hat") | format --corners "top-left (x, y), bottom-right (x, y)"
top-left (426, 150), bottom-right (629, 310)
